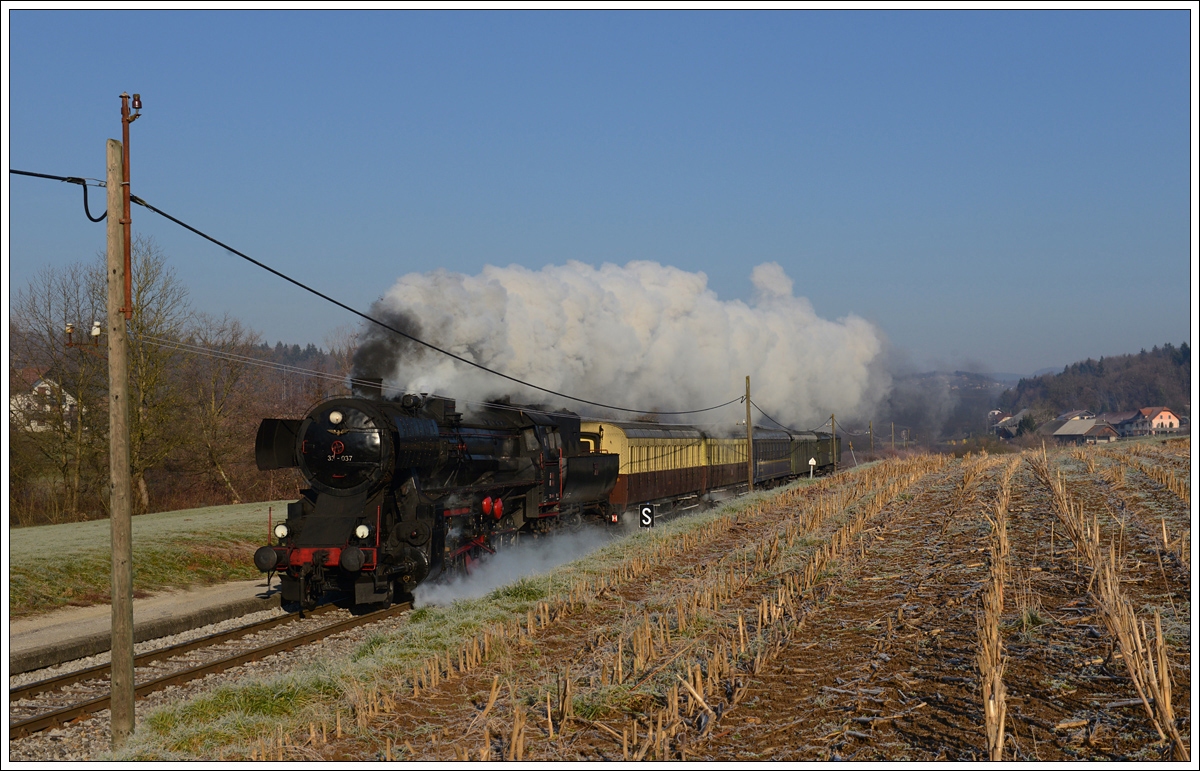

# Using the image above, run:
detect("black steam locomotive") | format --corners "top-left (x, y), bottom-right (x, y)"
top-left (253, 389), bottom-right (841, 609)
top-left (253, 392), bottom-right (620, 609)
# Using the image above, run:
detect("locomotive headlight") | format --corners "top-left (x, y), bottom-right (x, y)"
top-left (274, 523), bottom-right (289, 539)
top-left (328, 410), bottom-right (343, 425)
top-left (355, 524), bottom-right (371, 539)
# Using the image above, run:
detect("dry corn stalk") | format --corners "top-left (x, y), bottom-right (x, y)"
top-left (1093, 550), bottom-right (1188, 760)
top-left (977, 456), bottom-right (1016, 760)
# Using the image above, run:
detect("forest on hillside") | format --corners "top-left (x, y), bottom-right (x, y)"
top-left (995, 343), bottom-right (1190, 420)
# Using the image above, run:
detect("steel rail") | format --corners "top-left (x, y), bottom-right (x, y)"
top-left (9, 603), bottom-right (409, 739)
top-left (9, 604), bottom-right (341, 703)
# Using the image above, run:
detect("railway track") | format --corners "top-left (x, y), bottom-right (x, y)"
top-left (9, 601), bottom-right (411, 739)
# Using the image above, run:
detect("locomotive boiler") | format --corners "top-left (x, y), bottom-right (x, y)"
top-left (253, 391), bottom-right (620, 609)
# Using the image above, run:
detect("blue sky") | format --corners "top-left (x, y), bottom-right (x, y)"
top-left (5, 8), bottom-right (1196, 377)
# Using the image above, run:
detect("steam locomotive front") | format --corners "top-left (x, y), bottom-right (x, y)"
top-left (254, 397), bottom-right (442, 607)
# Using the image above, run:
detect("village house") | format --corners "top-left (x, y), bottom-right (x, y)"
top-left (1004, 404), bottom-right (1187, 444)
top-left (1094, 410), bottom-right (1141, 437)
top-left (1051, 418), bottom-right (1119, 445)
top-left (1128, 407), bottom-right (1182, 435)
top-left (9, 369), bottom-right (81, 433)
top-left (991, 409), bottom-right (1031, 439)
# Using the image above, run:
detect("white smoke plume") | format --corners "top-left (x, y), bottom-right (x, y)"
top-left (355, 261), bottom-right (890, 429)
top-left (413, 526), bottom-right (618, 607)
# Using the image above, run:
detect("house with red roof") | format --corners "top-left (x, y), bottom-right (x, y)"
top-left (1129, 407), bottom-right (1182, 436)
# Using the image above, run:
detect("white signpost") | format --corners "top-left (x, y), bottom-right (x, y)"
top-left (640, 504), bottom-right (655, 528)
top-left (809, 457), bottom-right (817, 479)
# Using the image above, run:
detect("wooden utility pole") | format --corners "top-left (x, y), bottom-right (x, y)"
top-left (107, 134), bottom-right (135, 748)
top-left (891, 421), bottom-right (895, 451)
top-left (869, 420), bottom-right (874, 452)
top-left (745, 376), bottom-right (753, 492)
top-left (831, 413), bottom-right (836, 475)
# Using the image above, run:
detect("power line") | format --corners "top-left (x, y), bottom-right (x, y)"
top-left (133, 333), bottom-right (349, 386)
top-left (15, 168), bottom-right (783, 421)
top-left (15, 168), bottom-right (742, 416)
top-left (748, 398), bottom-right (833, 435)
top-left (136, 335), bottom-right (755, 443)
top-left (135, 333), bottom-right (755, 432)
top-left (11, 169), bottom-right (108, 221)
top-left (11, 169), bottom-right (105, 186)
top-left (127, 193), bottom-right (742, 417)
top-left (138, 335), bottom-right (486, 418)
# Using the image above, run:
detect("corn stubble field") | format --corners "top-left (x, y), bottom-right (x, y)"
top-left (132, 440), bottom-right (1191, 762)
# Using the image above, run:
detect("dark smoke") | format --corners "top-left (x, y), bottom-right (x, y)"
top-left (350, 305), bottom-right (425, 384)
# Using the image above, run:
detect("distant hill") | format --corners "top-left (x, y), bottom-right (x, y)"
top-left (977, 372), bottom-right (1033, 384)
top-left (877, 370), bottom-right (1015, 442)
top-left (995, 343), bottom-right (1190, 421)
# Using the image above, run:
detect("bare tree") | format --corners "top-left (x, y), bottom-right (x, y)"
top-left (9, 261), bottom-right (109, 522)
top-left (12, 233), bottom-right (345, 520)
top-left (112, 235), bottom-right (194, 513)
top-left (177, 311), bottom-right (263, 503)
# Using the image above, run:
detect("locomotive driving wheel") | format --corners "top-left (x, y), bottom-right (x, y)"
top-left (446, 534), bottom-right (496, 578)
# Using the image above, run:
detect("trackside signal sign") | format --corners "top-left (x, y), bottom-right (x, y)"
top-left (640, 504), bottom-right (655, 528)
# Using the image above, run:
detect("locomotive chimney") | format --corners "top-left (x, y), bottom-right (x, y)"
top-left (352, 376), bottom-right (384, 398)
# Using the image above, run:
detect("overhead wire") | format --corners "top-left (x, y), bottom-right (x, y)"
top-left (11, 169), bottom-right (107, 221)
top-left (138, 332), bottom-right (781, 455)
top-left (12, 168), bottom-right (743, 417)
top-left (748, 398), bottom-right (792, 431)
top-left (133, 332), bottom-right (755, 431)
top-left (749, 398), bottom-right (833, 435)
top-left (127, 193), bottom-right (743, 418)
top-left (135, 332), bottom-right (751, 472)
top-left (136, 334), bottom-right (851, 473)
top-left (132, 332), bottom-right (351, 387)
top-left (14, 168), bottom-right (845, 426)
top-left (107, 323), bottom-right (858, 453)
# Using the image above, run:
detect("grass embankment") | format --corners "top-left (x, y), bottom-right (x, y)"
top-left (8, 501), bottom-right (290, 619)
